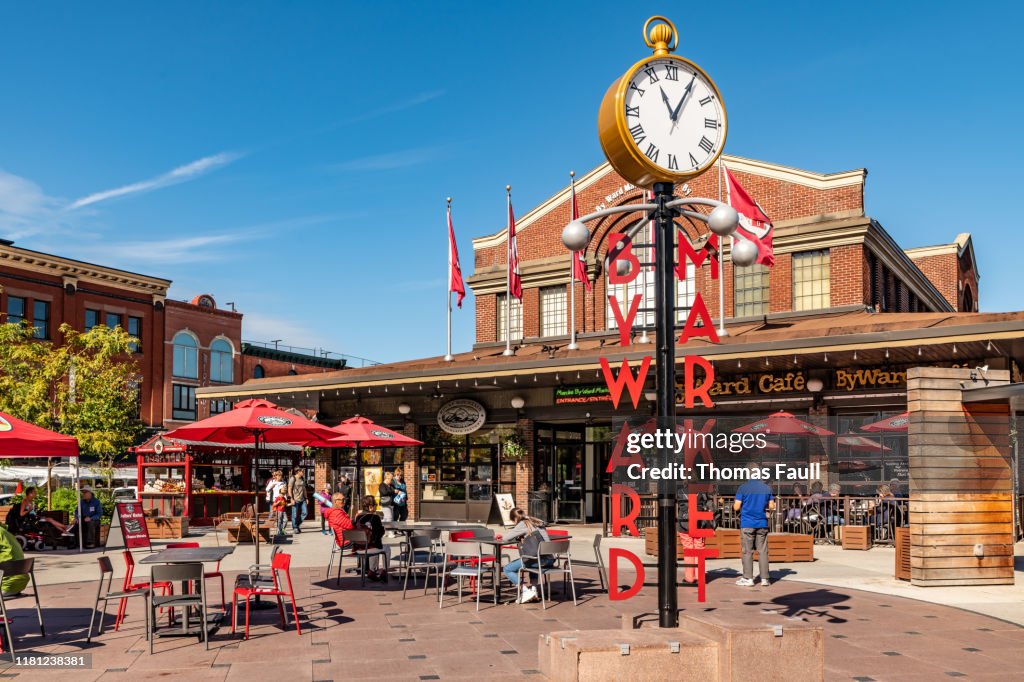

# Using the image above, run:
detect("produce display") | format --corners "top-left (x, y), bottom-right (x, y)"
top-left (142, 478), bottom-right (185, 494)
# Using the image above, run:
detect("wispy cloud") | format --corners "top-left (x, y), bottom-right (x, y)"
top-left (240, 311), bottom-right (337, 353)
top-left (0, 169), bottom-right (63, 239)
top-left (66, 151), bottom-right (241, 210)
top-left (331, 146), bottom-right (442, 173)
top-left (344, 89), bottom-right (445, 124)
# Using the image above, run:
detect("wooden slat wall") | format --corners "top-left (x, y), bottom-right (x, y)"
top-left (907, 368), bottom-right (1015, 586)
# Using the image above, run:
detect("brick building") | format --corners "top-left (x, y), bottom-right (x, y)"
top-left (198, 155), bottom-right (1022, 525)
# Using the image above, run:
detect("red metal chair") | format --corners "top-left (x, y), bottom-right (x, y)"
top-left (232, 551), bottom-right (301, 640)
top-left (450, 530), bottom-right (497, 593)
top-left (116, 550), bottom-right (172, 630)
top-left (547, 529), bottom-right (570, 539)
top-left (167, 542), bottom-right (226, 610)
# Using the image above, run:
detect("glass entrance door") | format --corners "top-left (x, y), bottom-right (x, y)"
top-left (555, 442), bottom-right (584, 521)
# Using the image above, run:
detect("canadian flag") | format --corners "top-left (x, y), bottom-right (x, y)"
top-left (724, 166), bottom-right (775, 267)
top-left (507, 195), bottom-right (523, 300)
top-left (448, 204), bottom-right (465, 307)
top-left (570, 180), bottom-right (591, 291)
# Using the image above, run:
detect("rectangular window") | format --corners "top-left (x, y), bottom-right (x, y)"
top-left (85, 309), bottom-right (100, 330)
top-left (496, 293), bottom-right (523, 342)
top-left (606, 223), bottom-right (695, 329)
top-left (127, 316), bottom-right (142, 353)
top-left (7, 296), bottom-right (26, 326)
top-left (539, 286), bottom-right (567, 337)
top-left (32, 300), bottom-right (50, 339)
top-left (793, 249), bottom-right (831, 311)
top-left (209, 399), bottom-right (232, 416)
top-left (172, 384), bottom-right (197, 421)
top-left (105, 312), bottom-right (122, 330)
top-left (733, 264), bottom-right (769, 317)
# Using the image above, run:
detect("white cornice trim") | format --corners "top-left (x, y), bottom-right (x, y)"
top-left (0, 244), bottom-right (171, 294)
top-left (471, 155), bottom-right (867, 251)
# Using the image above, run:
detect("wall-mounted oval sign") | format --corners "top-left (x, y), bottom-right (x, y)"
top-left (437, 399), bottom-right (487, 435)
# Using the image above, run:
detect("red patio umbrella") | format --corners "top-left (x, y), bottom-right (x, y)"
top-left (0, 411), bottom-right (79, 458)
top-left (164, 399), bottom-right (338, 564)
top-left (732, 411), bottom-right (835, 437)
top-left (859, 412), bottom-right (909, 433)
top-left (307, 416), bottom-right (423, 448)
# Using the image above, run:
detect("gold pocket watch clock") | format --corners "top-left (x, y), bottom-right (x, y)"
top-left (598, 16), bottom-right (727, 187)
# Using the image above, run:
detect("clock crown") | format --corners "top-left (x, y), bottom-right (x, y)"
top-left (643, 16), bottom-right (677, 56)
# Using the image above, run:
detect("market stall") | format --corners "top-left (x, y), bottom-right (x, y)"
top-left (133, 434), bottom-right (307, 527)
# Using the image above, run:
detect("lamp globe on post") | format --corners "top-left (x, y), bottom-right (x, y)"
top-left (707, 204), bottom-right (739, 237)
top-left (731, 238), bottom-right (760, 267)
top-left (561, 220), bottom-right (590, 252)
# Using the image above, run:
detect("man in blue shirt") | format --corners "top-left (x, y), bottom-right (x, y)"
top-left (733, 470), bottom-right (775, 586)
top-left (76, 486), bottom-right (103, 548)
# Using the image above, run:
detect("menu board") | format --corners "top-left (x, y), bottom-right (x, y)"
top-left (112, 501), bottom-right (152, 550)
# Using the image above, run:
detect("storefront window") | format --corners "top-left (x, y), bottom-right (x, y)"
top-left (419, 425), bottom-right (512, 503)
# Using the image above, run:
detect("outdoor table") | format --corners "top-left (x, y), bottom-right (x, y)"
top-left (141, 546), bottom-right (235, 636)
top-left (384, 522), bottom-right (485, 539)
top-left (480, 535), bottom-right (572, 603)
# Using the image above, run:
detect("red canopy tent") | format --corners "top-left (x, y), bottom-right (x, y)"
top-left (164, 399), bottom-right (338, 563)
top-left (859, 412), bottom-right (910, 433)
top-left (0, 410), bottom-right (85, 551)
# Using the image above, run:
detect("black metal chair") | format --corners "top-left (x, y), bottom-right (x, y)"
top-left (236, 545), bottom-right (281, 591)
top-left (87, 556), bottom-right (150, 643)
top-left (518, 540), bottom-right (577, 610)
top-left (400, 535), bottom-right (445, 599)
top-left (341, 529), bottom-right (389, 586)
top-left (149, 563), bottom-right (210, 654)
top-left (0, 558), bottom-right (44, 639)
top-left (439, 541), bottom-right (495, 611)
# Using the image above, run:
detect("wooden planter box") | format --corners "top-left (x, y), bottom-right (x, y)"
top-left (842, 525), bottom-right (872, 550)
top-left (645, 529), bottom-right (813, 562)
top-left (894, 526), bottom-right (910, 580)
top-left (146, 516), bottom-right (189, 539)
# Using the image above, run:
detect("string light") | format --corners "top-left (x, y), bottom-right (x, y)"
top-left (953, 343), bottom-right (957, 354)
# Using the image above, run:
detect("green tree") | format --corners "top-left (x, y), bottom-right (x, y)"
top-left (0, 321), bottom-right (143, 477)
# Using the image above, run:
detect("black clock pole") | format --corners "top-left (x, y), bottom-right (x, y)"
top-left (652, 181), bottom-right (679, 628)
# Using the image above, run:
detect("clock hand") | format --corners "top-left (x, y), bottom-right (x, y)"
top-left (670, 73), bottom-right (698, 123)
top-left (659, 87), bottom-right (675, 120)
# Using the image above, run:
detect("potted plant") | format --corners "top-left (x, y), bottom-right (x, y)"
top-left (501, 433), bottom-right (528, 460)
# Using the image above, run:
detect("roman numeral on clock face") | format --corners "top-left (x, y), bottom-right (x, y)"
top-left (629, 82), bottom-right (646, 97)
top-left (625, 105), bottom-right (639, 117)
top-left (643, 67), bottom-right (659, 83)
top-left (698, 136), bottom-right (715, 154)
top-left (668, 154), bottom-right (679, 171)
top-left (705, 117), bottom-right (718, 129)
top-left (689, 152), bottom-right (699, 169)
top-left (699, 95), bottom-right (713, 106)
top-left (665, 64), bottom-right (679, 81)
top-left (629, 123), bottom-right (646, 145)
top-left (645, 143), bottom-right (659, 163)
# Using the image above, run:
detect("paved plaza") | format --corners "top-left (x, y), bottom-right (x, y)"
top-left (0, 529), bottom-right (1021, 680)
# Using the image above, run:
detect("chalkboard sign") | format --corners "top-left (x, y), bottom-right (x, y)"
top-left (107, 501), bottom-right (152, 551)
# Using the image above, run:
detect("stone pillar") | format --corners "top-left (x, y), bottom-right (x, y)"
top-left (402, 421), bottom-right (420, 521)
top-left (806, 403), bottom-right (831, 490)
top-left (515, 417), bottom-right (535, 512)
top-left (906, 367), bottom-right (1014, 586)
top-left (314, 448), bottom-right (331, 519)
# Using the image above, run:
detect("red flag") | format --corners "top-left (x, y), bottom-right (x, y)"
top-left (507, 194), bottom-right (523, 300)
top-left (570, 180), bottom-right (591, 291)
top-left (724, 167), bottom-right (775, 267)
top-left (447, 204), bottom-right (465, 307)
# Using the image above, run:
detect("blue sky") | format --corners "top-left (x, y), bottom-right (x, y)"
top-left (1, 2), bottom-right (1021, 363)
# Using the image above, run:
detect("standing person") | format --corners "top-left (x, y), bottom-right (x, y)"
top-left (288, 468), bottom-right (308, 534)
top-left (378, 471), bottom-right (397, 532)
top-left (392, 468), bottom-right (408, 522)
top-left (265, 470), bottom-right (287, 535)
top-left (336, 475), bottom-right (352, 514)
top-left (318, 485), bottom-right (333, 535)
top-left (500, 508), bottom-right (552, 604)
top-left (76, 486), bottom-right (103, 549)
top-left (354, 495), bottom-right (387, 581)
top-left (733, 469), bottom-right (775, 587)
top-left (676, 486), bottom-right (714, 586)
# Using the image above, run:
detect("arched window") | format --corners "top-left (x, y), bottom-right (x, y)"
top-left (172, 332), bottom-right (198, 379)
top-left (253, 364), bottom-right (265, 379)
top-left (605, 221), bottom-right (695, 330)
top-left (210, 338), bottom-right (233, 383)
top-left (961, 285), bottom-right (975, 313)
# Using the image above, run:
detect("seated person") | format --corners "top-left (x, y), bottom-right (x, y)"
top-left (500, 508), bottom-right (553, 604)
top-left (353, 495), bottom-right (387, 581)
top-left (0, 525), bottom-right (28, 595)
top-left (322, 493), bottom-right (355, 543)
top-left (76, 487), bottom-right (103, 549)
top-left (5, 486), bottom-right (69, 536)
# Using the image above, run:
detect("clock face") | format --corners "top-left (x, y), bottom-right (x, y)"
top-left (622, 57), bottom-right (726, 177)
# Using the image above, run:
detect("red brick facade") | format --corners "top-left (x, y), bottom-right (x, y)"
top-left (469, 157), bottom-right (969, 343)
top-left (907, 235), bottom-right (979, 312)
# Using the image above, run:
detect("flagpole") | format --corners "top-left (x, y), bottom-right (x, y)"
top-left (503, 185), bottom-right (514, 356)
top-left (717, 159), bottom-right (728, 337)
top-left (445, 197), bottom-right (454, 362)
top-left (567, 171), bottom-right (579, 351)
